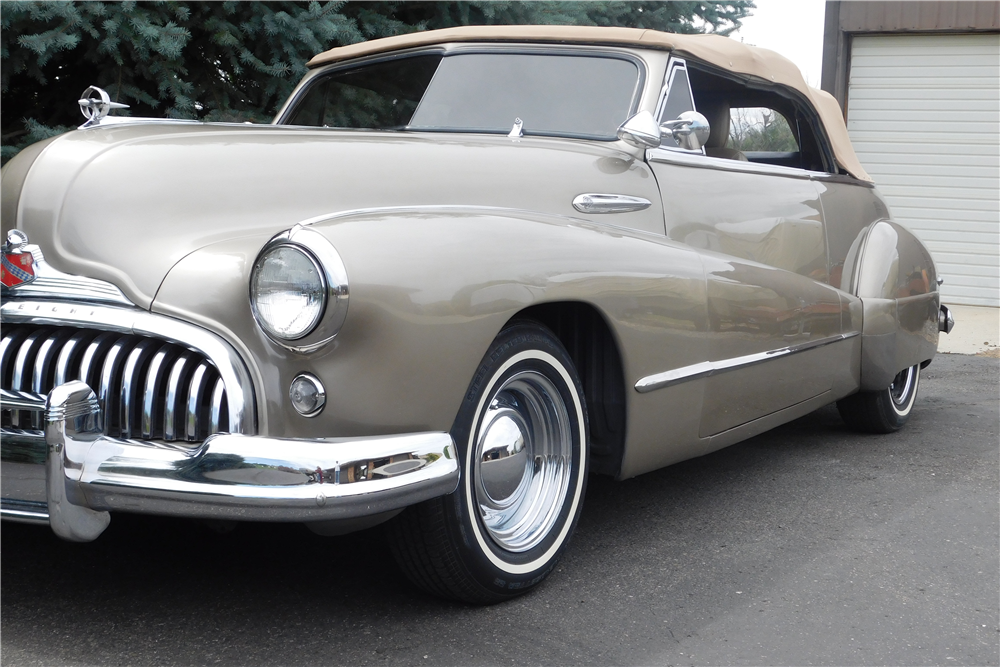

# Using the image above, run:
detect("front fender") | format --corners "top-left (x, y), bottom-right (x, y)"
top-left (843, 219), bottom-right (939, 390)
top-left (152, 206), bottom-right (708, 441)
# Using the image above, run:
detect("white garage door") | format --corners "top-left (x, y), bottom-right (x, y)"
top-left (846, 33), bottom-right (1000, 307)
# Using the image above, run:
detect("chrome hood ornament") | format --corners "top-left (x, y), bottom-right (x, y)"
top-left (78, 86), bottom-right (129, 126)
top-left (1, 230), bottom-right (36, 289)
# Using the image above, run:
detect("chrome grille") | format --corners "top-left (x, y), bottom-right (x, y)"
top-left (1, 324), bottom-right (229, 441)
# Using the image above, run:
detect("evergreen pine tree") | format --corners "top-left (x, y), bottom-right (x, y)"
top-left (1, 0), bottom-right (754, 162)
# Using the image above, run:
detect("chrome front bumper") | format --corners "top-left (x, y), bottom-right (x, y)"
top-left (1, 381), bottom-right (458, 542)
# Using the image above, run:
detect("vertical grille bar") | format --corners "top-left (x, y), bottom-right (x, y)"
top-left (1, 328), bottom-right (31, 386)
top-left (209, 377), bottom-right (226, 436)
top-left (2, 325), bottom-right (235, 442)
top-left (186, 364), bottom-right (209, 441)
top-left (30, 334), bottom-right (58, 392)
top-left (10, 330), bottom-right (46, 427)
top-left (98, 339), bottom-right (129, 435)
top-left (163, 355), bottom-right (191, 442)
top-left (78, 332), bottom-right (117, 389)
top-left (30, 332), bottom-right (62, 429)
top-left (120, 340), bottom-right (157, 440)
top-left (54, 331), bottom-right (94, 386)
top-left (141, 346), bottom-right (175, 440)
top-left (11, 330), bottom-right (45, 390)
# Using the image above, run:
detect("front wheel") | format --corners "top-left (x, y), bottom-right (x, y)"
top-left (387, 323), bottom-right (589, 604)
top-left (837, 364), bottom-right (921, 433)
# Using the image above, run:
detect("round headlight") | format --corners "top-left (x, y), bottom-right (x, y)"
top-left (250, 245), bottom-right (326, 340)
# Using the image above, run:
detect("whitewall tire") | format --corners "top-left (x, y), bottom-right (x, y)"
top-left (837, 364), bottom-right (921, 433)
top-left (387, 323), bottom-right (588, 604)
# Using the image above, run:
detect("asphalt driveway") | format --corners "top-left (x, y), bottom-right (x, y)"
top-left (2, 353), bottom-right (997, 666)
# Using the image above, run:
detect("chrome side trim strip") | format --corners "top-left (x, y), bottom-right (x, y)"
top-left (635, 333), bottom-right (859, 394)
top-left (572, 193), bottom-right (652, 214)
top-left (647, 147), bottom-right (822, 181)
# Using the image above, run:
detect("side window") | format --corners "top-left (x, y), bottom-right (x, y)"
top-left (727, 107), bottom-right (799, 153)
top-left (286, 55), bottom-right (441, 129)
top-left (656, 60), bottom-right (695, 149)
top-left (687, 64), bottom-right (833, 173)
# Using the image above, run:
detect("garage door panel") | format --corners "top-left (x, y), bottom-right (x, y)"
top-left (935, 262), bottom-right (1000, 279)
top-left (915, 229), bottom-right (1000, 246)
top-left (848, 109), bottom-right (998, 123)
top-left (914, 238), bottom-right (999, 256)
top-left (878, 185), bottom-right (1000, 200)
top-left (874, 174), bottom-right (999, 189)
top-left (901, 219), bottom-right (1000, 235)
top-left (859, 161), bottom-right (998, 176)
top-left (891, 206), bottom-right (998, 222)
top-left (849, 65), bottom-right (1000, 81)
top-left (845, 53), bottom-right (999, 68)
top-left (850, 77), bottom-right (999, 89)
top-left (851, 140), bottom-right (999, 157)
top-left (849, 120), bottom-right (998, 134)
top-left (851, 99), bottom-right (997, 113)
top-left (848, 33), bottom-right (999, 307)
top-left (935, 253), bottom-right (1000, 269)
top-left (850, 87), bottom-right (998, 102)
top-left (852, 38), bottom-right (1000, 56)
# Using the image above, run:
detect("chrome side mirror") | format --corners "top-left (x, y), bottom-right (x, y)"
top-left (660, 111), bottom-right (711, 151)
top-left (617, 111), bottom-right (661, 148)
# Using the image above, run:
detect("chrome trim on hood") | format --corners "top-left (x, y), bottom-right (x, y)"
top-left (3, 245), bottom-right (133, 306)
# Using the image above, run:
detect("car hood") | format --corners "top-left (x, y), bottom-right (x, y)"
top-left (8, 122), bottom-right (637, 308)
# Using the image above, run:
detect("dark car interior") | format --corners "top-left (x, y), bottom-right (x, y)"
top-left (687, 64), bottom-right (833, 173)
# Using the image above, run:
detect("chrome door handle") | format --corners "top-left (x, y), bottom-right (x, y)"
top-left (572, 194), bottom-right (652, 214)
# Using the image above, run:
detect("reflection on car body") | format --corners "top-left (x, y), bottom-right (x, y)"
top-left (0, 25), bottom-right (953, 603)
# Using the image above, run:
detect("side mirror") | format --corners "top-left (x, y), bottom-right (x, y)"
top-left (660, 111), bottom-right (711, 151)
top-left (616, 111), bottom-right (661, 148)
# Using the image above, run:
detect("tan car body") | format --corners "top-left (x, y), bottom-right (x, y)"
top-left (1, 33), bottom-right (939, 515)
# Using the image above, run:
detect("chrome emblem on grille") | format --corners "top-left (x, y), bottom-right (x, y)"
top-left (1, 230), bottom-right (36, 289)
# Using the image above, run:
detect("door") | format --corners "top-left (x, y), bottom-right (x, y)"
top-left (648, 58), bottom-right (849, 437)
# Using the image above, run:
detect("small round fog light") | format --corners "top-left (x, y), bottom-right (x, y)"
top-left (289, 373), bottom-right (326, 417)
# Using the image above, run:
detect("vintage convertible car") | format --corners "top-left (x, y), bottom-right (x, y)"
top-left (0, 26), bottom-right (954, 603)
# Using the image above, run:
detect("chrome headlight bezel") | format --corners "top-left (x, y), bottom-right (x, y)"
top-left (249, 225), bottom-right (349, 353)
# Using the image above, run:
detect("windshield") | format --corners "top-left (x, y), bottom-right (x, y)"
top-left (283, 52), bottom-right (640, 140)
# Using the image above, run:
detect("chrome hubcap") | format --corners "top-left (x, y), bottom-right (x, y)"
top-left (889, 365), bottom-right (916, 407)
top-left (473, 370), bottom-right (573, 553)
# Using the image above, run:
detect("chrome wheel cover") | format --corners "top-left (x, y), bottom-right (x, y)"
top-left (473, 369), bottom-right (573, 553)
top-left (889, 365), bottom-right (917, 408)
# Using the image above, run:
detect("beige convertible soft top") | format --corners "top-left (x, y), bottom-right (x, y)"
top-left (309, 25), bottom-right (871, 182)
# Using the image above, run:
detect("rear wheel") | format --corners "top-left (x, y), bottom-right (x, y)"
top-left (837, 364), bottom-right (921, 433)
top-left (387, 323), bottom-right (588, 604)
